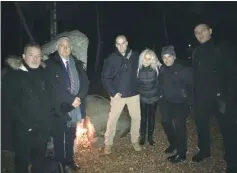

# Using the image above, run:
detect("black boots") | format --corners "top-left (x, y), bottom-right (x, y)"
top-left (139, 134), bottom-right (146, 145)
top-left (140, 102), bottom-right (157, 146)
top-left (192, 151), bottom-right (210, 162)
top-left (148, 131), bottom-right (155, 146)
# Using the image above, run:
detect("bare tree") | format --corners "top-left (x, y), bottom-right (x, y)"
top-left (14, 2), bottom-right (35, 42)
top-left (94, 4), bottom-right (102, 74)
top-left (50, 1), bottom-right (57, 40)
top-left (163, 11), bottom-right (169, 44)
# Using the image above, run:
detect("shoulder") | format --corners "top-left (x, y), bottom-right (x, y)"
top-left (73, 56), bottom-right (86, 71)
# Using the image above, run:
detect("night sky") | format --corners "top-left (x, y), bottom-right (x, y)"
top-left (2, 1), bottom-right (237, 78)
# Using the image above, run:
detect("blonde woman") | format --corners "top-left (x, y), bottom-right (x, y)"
top-left (137, 49), bottom-right (162, 146)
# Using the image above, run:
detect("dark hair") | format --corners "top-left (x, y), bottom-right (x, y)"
top-left (23, 42), bottom-right (41, 54)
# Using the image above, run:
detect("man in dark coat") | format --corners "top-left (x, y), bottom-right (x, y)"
top-left (192, 23), bottom-right (237, 173)
top-left (45, 36), bottom-right (89, 171)
top-left (2, 43), bottom-right (52, 173)
top-left (101, 35), bottom-right (142, 154)
top-left (159, 45), bottom-right (193, 163)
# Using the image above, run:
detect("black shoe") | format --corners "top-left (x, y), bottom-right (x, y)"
top-left (192, 151), bottom-right (210, 162)
top-left (148, 139), bottom-right (155, 146)
top-left (140, 138), bottom-right (145, 145)
top-left (165, 146), bottom-right (176, 154)
top-left (167, 154), bottom-right (186, 163)
top-left (139, 135), bottom-right (146, 145)
top-left (65, 163), bottom-right (80, 172)
top-left (148, 132), bottom-right (155, 146)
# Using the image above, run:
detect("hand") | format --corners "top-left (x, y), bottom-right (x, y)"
top-left (72, 97), bottom-right (81, 108)
top-left (113, 93), bottom-right (122, 99)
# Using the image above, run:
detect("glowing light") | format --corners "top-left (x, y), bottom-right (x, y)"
top-left (74, 117), bottom-right (95, 150)
top-left (188, 44), bottom-right (191, 47)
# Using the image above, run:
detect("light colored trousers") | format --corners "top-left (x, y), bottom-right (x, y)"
top-left (104, 95), bottom-right (141, 146)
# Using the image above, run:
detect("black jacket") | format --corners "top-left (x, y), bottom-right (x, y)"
top-left (159, 60), bottom-right (193, 104)
top-left (192, 39), bottom-right (237, 103)
top-left (137, 66), bottom-right (160, 104)
top-left (45, 52), bottom-right (90, 122)
top-left (2, 57), bottom-right (52, 138)
top-left (101, 48), bottom-right (139, 97)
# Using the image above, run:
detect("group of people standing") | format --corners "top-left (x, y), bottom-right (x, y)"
top-left (101, 23), bottom-right (237, 173)
top-left (1, 22), bottom-right (236, 173)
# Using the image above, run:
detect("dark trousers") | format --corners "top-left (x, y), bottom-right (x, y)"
top-left (195, 96), bottom-right (237, 166)
top-left (140, 101), bottom-right (157, 139)
top-left (221, 103), bottom-right (237, 169)
top-left (160, 99), bottom-right (189, 155)
top-left (14, 129), bottom-right (48, 173)
top-left (51, 120), bottom-right (76, 166)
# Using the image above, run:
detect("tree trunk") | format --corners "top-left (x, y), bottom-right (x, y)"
top-left (94, 4), bottom-right (102, 75)
top-left (50, 2), bottom-right (57, 40)
top-left (163, 12), bottom-right (169, 45)
top-left (14, 2), bottom-right (35, 42)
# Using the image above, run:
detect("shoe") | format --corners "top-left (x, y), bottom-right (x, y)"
top-left (148, 139), bottom-right (155, 146)
top-left (148, 132), bottom-right (155, 146)
top-left (132, 142), bottom-right (142, 151)
top-left (165, 146), bottom-right (176, 154)
top-left (140, 138), bottom-right (145, 145)
top-left (65, 163), bottom-right (80, 172)
top-left (104, 145), bottom-right (112, 155)
top-left (167, 154), bottom-right (186, 163)
top-left (192, 151), bottom-right (210, 162)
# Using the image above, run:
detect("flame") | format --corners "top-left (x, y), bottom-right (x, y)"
top-left (74, 117), bottom-right (95, 149)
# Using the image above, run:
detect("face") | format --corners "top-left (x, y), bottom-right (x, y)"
top-left (115, 36), bottom-right (128, 55)
top-left (162, 54), bottom-right (175, 66)
top-left (23, 47), bottom-right (42, 68)
top-left (143, 53), bottom-right (152, 67)
top-left (57, 39), bottom-right (71, 59)
top-left (194, 24), bottom-right (212, 44)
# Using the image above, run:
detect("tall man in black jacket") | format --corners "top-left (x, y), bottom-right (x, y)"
top-left (101, 35), bottom-right (142, 154)
top-left (45, 36), bottom-right (89, 171)
top-left (192, 23), bottom-right (237, 173)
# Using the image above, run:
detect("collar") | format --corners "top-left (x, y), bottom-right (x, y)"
top-left (60, 56), bottom-right (69, 67)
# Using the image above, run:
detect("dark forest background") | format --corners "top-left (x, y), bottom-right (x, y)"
top-left (2, 1), bottom-right (237, 80)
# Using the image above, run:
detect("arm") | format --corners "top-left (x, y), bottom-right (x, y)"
top-left (158, 66), bottom-right (164, 98)
top-left (182, 66), bottom-right (193, 105)
top-left (77, 65), bottom-right (90, 100)
top-left (101, 57), bottom-right (117, 97)
top-left (2, 73), bottom-right (37, 130)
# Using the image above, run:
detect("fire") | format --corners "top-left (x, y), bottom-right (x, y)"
top-left (74, 116), bottom-right (95, 149)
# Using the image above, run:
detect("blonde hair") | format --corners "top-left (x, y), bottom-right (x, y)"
top-left (138, 49), bottom-right (160, 70)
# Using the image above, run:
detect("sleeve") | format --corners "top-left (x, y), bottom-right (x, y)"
top-left (182, 66), bottom-right (193, 105)
top-left (101, 57), bottom-right (117, 97)
top-left (77, 65), bottom-right (90, 100)
top-left (2, 73), bottom-right (37, 130)
top-left (158, 66), bottom-right (164, 98)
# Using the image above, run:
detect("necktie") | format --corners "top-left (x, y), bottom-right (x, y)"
top-left (66, 61), bottom-right (75, 94)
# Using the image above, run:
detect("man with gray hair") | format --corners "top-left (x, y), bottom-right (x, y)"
top-left (45, 36), bottom-right (89, 171)
top-left (101, 35), bottom-right (142, 154)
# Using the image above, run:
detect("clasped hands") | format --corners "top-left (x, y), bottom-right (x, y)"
top-left (72, 97), bottom-right (81, 108)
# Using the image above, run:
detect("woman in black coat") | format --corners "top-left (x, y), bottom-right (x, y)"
top-left (137, 49), bottom-right (162, 146)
